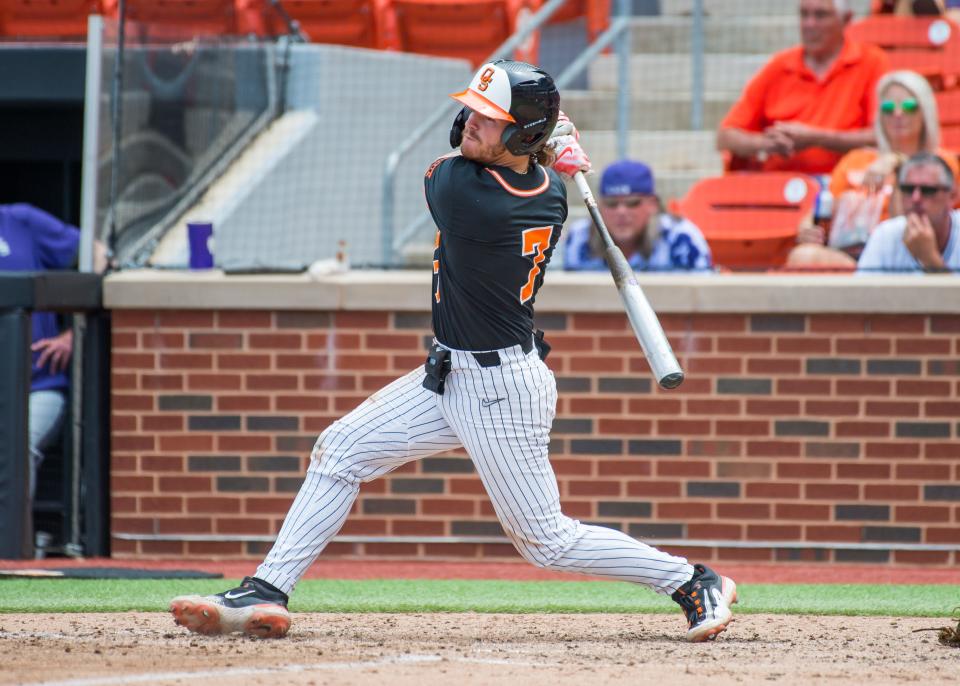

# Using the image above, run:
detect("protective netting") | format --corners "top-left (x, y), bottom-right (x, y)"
top-left (96, 18), bottom-right (276, 265)
top-left (89, 0), bottom-right (960, 272)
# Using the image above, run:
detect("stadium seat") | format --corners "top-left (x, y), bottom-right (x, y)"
top-left (385, 0), bottom-right (542, 67)
top-left (936, 89), bottom-right (960, 149)
top-left (847, 15), bottom-right (960, 89)
top-left (101, 0), bottom-right (240, 36)
top-left (0, 0), bottom-right (99, 39)
top-left (545, 0), bottom-right (609, 42)
top-left (238, 0), bottom-right (390, 47)
top-left (676, 173), bottom-right (819, 271)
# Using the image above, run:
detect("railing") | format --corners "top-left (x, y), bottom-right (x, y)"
top-left (382, 0), bottom-right (651, 264)
top-left (380, 0), bottom-right (573, 266)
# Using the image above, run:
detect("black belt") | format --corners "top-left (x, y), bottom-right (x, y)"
top-left (471, 336), bottom-right (535, 368)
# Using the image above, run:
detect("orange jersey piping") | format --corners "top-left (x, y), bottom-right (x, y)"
top-left (484, 166), bottom-right (550, 197)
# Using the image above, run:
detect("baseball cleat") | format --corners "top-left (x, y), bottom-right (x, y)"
top-left (169, 576), bottom-right (291, 638)
top-left (671, 563), bottom-right (738, 642)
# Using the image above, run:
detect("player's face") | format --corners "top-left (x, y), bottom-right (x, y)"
top-left (460, 110), bottom-right (510, 164)
top-left (599, 194), bottom-right (658, 244)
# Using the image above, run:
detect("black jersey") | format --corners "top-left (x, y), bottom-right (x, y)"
top-left (424, 154), bottom-right (567, 351)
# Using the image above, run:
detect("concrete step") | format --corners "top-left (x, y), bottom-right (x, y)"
top-left (588, 53), bottom-right (767, 95)
top-left (629, 16), bottom-right (796, 54)
top-left (578, 130), bottom-right (722, 175)
top-left (561, 90), bottom-right (735, 131)
top-left (659, 0), bottom-right (870, 16)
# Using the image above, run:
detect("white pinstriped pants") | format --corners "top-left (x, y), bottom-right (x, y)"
top-left (256, 341), bottom-right (694, 595)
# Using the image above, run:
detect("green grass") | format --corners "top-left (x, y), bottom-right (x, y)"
top-left (0, 579), bottom-right (956, 617)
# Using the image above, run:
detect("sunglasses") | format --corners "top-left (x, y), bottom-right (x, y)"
top-left (899, 183), bottom-right (948, 197)
top-left (602, 197), bottom-right (646, 209)
top-left (880, 98), bottom-right (919, 115)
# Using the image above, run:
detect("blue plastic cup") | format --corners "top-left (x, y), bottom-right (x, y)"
top-left (187, 221), bottom-right (214, 269)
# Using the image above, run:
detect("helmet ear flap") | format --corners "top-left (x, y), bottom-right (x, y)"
top-left (500, 123), bottom-right (519, 153)
top-left (450, 107), bottom-right (470, 149)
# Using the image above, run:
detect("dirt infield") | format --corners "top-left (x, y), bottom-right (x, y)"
top-left (3, 611), bottom-right (958, 686)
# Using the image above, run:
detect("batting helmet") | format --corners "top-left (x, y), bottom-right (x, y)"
top-left (449, 59), bottom-right (560, 156)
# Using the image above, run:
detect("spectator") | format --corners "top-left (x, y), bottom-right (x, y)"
top-left (0, 204), bottom-right (104, 507)
top-left (717, 0), bottom-right (890, 175)
top-left (563, 160), bottom-right (712, 272)
top-left (857, 152), bottom-right (960, 272)
top-left (872, 0), bottom-right (945, 15)
top-left (787, 70), bottom-right (959, 268)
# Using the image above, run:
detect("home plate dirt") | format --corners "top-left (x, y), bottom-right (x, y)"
top-left (1, 612), bottom-right (956, 686)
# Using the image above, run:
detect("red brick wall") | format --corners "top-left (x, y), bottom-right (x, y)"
top-left (109, 309), bottom-right (960, 565)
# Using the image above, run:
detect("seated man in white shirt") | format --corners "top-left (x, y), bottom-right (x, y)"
top-left (857, 152), bottom-right (960, 273)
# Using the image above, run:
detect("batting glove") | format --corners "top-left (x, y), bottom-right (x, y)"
top-left (549, 134), bottom-right (592, 177)
top-left (549, 110), bottom-right (579, 141)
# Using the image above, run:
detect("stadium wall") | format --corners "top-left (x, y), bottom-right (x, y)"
top-left (103, 270), bottom-right (960, 566)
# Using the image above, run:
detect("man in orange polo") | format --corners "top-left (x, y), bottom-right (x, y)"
top-left (717, 0), bottom-right (891, 174)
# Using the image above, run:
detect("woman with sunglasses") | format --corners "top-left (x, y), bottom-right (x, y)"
top-left (787, 69), bottom-right (959, 268)
top-left (563, 159), bottom-right (713, 272)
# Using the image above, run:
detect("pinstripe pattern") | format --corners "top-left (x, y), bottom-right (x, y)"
top-left (256, 345), bottom-right (693, 596)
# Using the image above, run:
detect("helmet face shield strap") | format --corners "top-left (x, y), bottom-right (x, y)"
top-left (449, 60), bottom-right (560, 156)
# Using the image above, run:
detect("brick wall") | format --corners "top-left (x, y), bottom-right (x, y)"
top-left (109, 308), bottom-right (960, 565)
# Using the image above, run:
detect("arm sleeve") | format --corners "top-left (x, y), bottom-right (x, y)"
top-left (719, 60), bottom-right (775, 132)
top-left (829, 151), bottom-right (858, 199)
top-left (11, 204), bottom-right (80, 270)
top-left (855, 222), bottom-right (893, 274)
top-left (424, 155), bottom-right (458, 232)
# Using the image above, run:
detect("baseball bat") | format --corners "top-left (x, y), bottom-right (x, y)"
top-left (573, 171), bottom-right (684, 390)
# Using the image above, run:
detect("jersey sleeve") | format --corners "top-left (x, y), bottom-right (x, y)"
top-left (424, 154), bottom-right (460, 231)
top-left (11, 204), bottom-right (80, 270)
top-left (855, 218), bottom-right (899, 274)
top-left (547, 167), bottom-right (569, 224)
top-left (719, 58), bottom-right (777, 132)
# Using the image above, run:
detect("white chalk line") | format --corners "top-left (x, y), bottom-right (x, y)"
top-left (17, 653), bottom-right (565, 686)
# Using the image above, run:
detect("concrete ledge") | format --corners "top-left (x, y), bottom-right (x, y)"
top-left (103, 268), bottom-right (960, 314)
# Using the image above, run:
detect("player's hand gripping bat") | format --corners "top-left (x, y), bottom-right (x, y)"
top-left (572, 171), bottom-right (684, 390)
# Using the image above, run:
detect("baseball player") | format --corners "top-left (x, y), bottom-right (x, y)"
top-left (170, 60), bottom-right (738, 642)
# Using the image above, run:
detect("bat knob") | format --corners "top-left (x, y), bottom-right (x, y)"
top-left (658, 372), bottom-right (684, 390)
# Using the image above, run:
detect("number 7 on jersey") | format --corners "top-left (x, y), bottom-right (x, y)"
top-left (520, 226), bottom-right (553, 303)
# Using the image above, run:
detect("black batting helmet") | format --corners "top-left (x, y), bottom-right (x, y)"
top-left (449, 59), bottom-right (560, 156)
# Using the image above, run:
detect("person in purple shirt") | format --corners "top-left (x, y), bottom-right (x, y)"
top-left (0, 204), bottom-right (81, 503)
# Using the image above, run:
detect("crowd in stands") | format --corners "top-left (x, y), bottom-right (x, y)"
top-left (2, 0), bottom-right (958, 273)
top-left (567, 0), bottom-right (960, 274)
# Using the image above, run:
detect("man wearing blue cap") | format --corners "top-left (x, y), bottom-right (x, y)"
top-left (564, 159), bottom-right (713, 272)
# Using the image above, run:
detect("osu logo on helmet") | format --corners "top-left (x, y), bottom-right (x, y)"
top-left (477, 67), bottom-right (495, 92)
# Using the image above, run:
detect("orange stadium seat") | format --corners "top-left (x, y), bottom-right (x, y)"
top-left (0, 0), bottom-right (99, 39)
top-left (385, 0), bottom-right (541, 67)
top-left (102, 0), bottom-right (240, 36)
top-left (546, 0), bottom-right (610, 42)
top-left (238, 0), bottom-right (389, 48)
top-left (847, 15), bottom-right (960, 89)
top-left (676, 173), bottom-right (819, 271)
top-left (936, 89), bottom-right (960, 149)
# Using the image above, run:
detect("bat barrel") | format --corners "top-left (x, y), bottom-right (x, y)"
top-left (574, 171), bottom-right (684, 390)
top-left (621, 281), bottom-right (684, 389)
